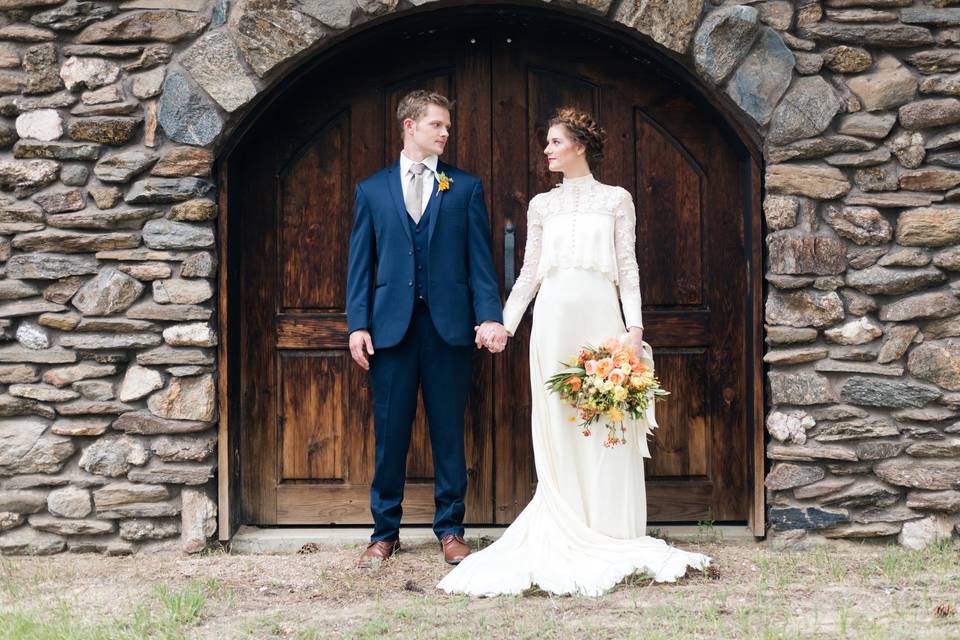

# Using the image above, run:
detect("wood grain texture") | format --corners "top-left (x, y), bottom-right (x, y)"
top-left (228, 13), bottom-right (761, 529)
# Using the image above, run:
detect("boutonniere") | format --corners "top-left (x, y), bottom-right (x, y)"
top-left (436, 171), bottom-right (453, 195)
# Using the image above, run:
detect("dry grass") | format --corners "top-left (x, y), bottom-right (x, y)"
top-left (1, 532), bottom-right (959, 639)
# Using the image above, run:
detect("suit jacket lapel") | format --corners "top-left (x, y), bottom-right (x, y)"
top-left (386, 161), bottom-right (413, 245)
top-left (426, 162), bottom-right (446, 247)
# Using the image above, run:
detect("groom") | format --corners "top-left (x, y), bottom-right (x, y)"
top-left (346, 90), bottom-right (509, 568)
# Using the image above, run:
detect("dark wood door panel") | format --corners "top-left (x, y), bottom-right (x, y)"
top-left (234, 17), bottom-right (755, 527)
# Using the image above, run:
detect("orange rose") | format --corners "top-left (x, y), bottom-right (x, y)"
top-left (613, 351), bottom-right (630, 368)
top-left (595, 357), bottom-right (613, 378)
top-left (565, 376), bottom-right (582, 392)
top-left (608, 369), bottom-right (626, 386)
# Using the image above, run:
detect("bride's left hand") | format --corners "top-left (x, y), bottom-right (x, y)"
top-left (624, 326), bottom-right (644, 351)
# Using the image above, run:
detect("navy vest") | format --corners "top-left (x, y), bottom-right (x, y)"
top-left (408, 202), bottom-right (432, 306)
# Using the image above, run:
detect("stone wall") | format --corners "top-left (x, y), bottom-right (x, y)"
top-left (1, 0), bottom-right (960, 555)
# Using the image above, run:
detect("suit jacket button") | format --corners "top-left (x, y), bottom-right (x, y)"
top-left (408, 250), bottom-right (413, 256)
top-left (408, 281), bottom-right (413, 287)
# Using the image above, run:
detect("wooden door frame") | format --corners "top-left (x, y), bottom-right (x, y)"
top-left (214, 5), bottom-right (768, 542)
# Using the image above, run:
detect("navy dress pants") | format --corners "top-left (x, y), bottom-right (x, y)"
top-left (368, 301), bottom-right (474, 542)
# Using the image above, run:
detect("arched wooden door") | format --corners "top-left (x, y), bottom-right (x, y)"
top-left (228, 12), bottom-right (757, 527)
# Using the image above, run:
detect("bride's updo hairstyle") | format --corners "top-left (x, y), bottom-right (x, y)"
top-left (548, 107), bottom-right (606, 166)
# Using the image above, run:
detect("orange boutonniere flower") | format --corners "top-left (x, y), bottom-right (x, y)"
top-left (436, 171), bottom-right (453, 194)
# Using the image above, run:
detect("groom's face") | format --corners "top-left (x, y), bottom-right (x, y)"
top-left (406, 103), bottom-right (451, 157)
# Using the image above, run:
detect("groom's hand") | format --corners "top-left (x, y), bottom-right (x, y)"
top-left (349, 330), bottom-right (374, 370)
top-left (474, 321), bottom-right (508, 353)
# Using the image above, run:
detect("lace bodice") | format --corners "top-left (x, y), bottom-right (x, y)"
top-left (501, 174), bottom-right (644, 335)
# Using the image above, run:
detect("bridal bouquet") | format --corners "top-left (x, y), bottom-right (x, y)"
top-left (546, 335), bottom-right (669, 448)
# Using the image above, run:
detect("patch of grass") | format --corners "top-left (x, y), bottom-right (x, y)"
top-left (0, 577), bottom-right (225, 640)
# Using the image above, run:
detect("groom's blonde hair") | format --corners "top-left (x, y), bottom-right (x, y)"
top-left (397, 90), bottom-right (454, 132)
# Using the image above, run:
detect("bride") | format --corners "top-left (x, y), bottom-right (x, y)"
top-left (438, 108), bottom-right (711, 597)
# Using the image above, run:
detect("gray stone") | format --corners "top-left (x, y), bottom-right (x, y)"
top-left (15, 321), bottom-right (49, 350)
top-left (42, 362), bottom-right (115, 387)
top-left (113, 410), bottom-right (210, 434)
top-left (50, 417), bottom-right (110, 436)
top-left (151, 435), bottom-right (216, 462)
top-left (60, 332), bottom-right (161, 349)
top-left (119, 364), bottom-right (164, 402)
top-left (763, 195), bottom-right (798, 231)
top-left (879, 290), bottom-right (960, 321)
top-left (29, 513), bottom-right (113, 536)
top-left (46, 486), bottom-right (91, 518)
top-left (12, 229), bottom-right (139, 254)
top-left (825, 148), bottom-right (891, 168)
top-left (0, 345), bottom-right (76, 364)
top-left (879, 324), bottom-right (920, 363)
top-left (60, 164), bottom-right (88, 186)
top-left (845, 265), bottom-right (946, 295)
top-left (769, 507), bottom-right (849, 530)
top-left (180, 487), bottom-right (216, 552)
top-left (72, 267), bottom-right (144, 316)
top-left (898, 514), bottom-right (954, 550)
top-left (67, 116), bottom-right (140, 145)
top-left (823, 522), bottom-right (901, 538)
top-left (840, 376), bottom-right (941, 408)
top-left (800, 21), bottom-right (934, 47)
top-left (879, 247), bottom-right (930, 267)
top-left (0, 158), bottom-right (59, 197)
top-left (901, 98), bottom-right (960, 130)
top-left (906, 490), bottom-right (960, 512)
top-left (907, 339), bottom-right (960, 390)
top-left (31, 1), bottom-right (118, 31)
top-left (906, 440), bottom-right (960, 457)
top-left (46, 206), bottom-right (161, 230)
top-left (15, 108), bottom-right (61, 141)
top-left (0, 489), bottom-right (47, 513)
top-left (824, 316), bottom-right (883, 345)
top-left (692, 5), bottom-right (758, 84)
top-left (152, 278), bottom-right (212, 305)
top-left (75, 9), bottom-right (208, 43)
top-left (59, 56), bottom-right (119, 92)
top-left (8, 383), bottom-right (78, 402)
top-left (94, 150), bottom-right (159, 183)
top-left (229, 0), bottom-right (325, 77)
top-left (823, 45), bottom-right (872, 74)
top-left (0, 298), bottom-right (66, 318)
top-left (0, 364), bottom-right (40, 384)
top-left (857, 441), bottom-right (906, 461)
top-left (127, 461), bottom-right (214, 485)
top-left (72, 380), bottom-right (116, 401)
top-left (92, 481), bottom-right (168, 509)
top-left (765, 289), bottom-right (845, 328)
top-left (846, 190), bottom-right (943, 208)
top-left (822, 205), bottom-right (892, 246)
top-left (768, 76), bottom-right (842, 145)
top-left (767, 135), bottom-right (875, 164)
top-left (769, 371), bottom-right (836, 405)
top-left (78, 435), bottom-right (150, 477)
top-left (0, 526), bottom-right (65, 555)
top-left (0, 417), bottom-right (74, 475)
top-left (33, 188), bottom-right (85, 214)
top-left (765, 463), bottom-right (825, 490)
top-left (130, 66), bottom-right (165, 100)
top-left (119, 517), bottom-right (179, 541)
top-left (96, 500), bottom-right (179, 519)
top-left (147, 374), bottom-right (214, 421)
top-left (902, 8), bottom-right (960, 27)
top-left (836, 112), bottom-right (897, 139)
top-left (142, 218), bottom-right (214, 249)
top-left (875, 458), bottom-right (960, 490)
top-left (766, 164), bottom-right (850, 200)
top-left (157, 72), bottom-right (222, 145)
top-left (818, 480), bottom-right (900, 508)
top-left (765, 326), bottom-right (818, 345)
top-left (162, 322), bottom-right (216, 347)
top-left (125, 177), bottom-right (212, 204)
top-left (126, 301), bottom-right (211, 321)
top-left (725, 27), bottom-right (794, 125)
top-left (13, 139), bottom-right (101, 161)
top-left (763, 346), bottom-right (828, 365)
top-left (896, 207), bottom-right (960, 246)
top-left (181, 31), bottom-right (256, 112)
top-left (55, 400), bottom-right (137, 416)
top-left (767, 232), bottom-right (846, 275)
top-left (812, 417), bottom-right (899, 441)
top-left (847, 54), bottom-right (919, 111)
top-left (907, 49), bottom-right (960, 74)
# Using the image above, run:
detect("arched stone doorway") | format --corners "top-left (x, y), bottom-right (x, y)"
top-left (216, 4), bottom-right (766, 538)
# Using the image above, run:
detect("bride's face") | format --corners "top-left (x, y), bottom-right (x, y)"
top-left (544, 124), bottom-right (586, 174)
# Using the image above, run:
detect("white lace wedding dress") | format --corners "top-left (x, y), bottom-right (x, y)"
top-left (437, 173), bottom-right (711, 597)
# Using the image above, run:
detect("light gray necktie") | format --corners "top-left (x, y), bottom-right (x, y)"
top-left (405, 162), bottom-right (426, 223)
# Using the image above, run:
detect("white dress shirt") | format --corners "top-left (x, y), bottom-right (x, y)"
top-left (399, 150), bottom-right (438, 216)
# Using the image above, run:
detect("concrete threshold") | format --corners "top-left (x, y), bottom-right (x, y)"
top-left (227, 524), bottom-right (760, 554)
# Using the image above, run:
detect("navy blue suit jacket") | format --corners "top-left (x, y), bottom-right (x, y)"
top-left (346, 160), bottom-right (503, 349)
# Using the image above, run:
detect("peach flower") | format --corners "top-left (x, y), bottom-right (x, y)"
top-left (608, 369), bottom-right (627, 386)
top-left (584, 360), bottom-right (599, 376)
top-left (595, 357), bottom-right (614, 378)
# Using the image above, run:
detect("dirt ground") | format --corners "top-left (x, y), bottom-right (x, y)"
top-left (1, 532), bottom-right (960, 639)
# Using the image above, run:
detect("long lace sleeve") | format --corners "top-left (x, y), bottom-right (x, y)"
top-left (614, 189), bottom-right (644, 329)
top-left (501, 196), bottom-right (543, 336)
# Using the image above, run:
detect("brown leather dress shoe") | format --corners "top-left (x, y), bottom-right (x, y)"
top-left (440, 534), bottom-right (470, 565)
top-left (357, 539), bottom-right (400, 568)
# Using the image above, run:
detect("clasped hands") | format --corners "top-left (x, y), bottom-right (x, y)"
top-left (474, 321), bottom-right (509, 353)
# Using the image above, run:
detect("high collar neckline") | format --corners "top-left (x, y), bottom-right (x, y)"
top-left (561, 173), bottom-right (595, 186)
